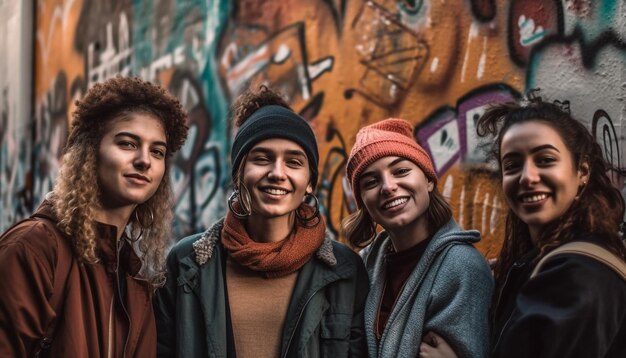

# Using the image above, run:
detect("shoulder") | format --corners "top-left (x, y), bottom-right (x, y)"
top-left (533, 253), bottom-right (626, 295)
top-left (1, 218), bottom-right (64, 265)
top-left (168, 218), bottom-right (225, 265)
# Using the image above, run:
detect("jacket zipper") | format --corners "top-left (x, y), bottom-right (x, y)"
top-left (115, 239), bottom-right (131, 358)
top-left (281, 288), bottom-right (322, 358)
top-left (492, 261), bottom-right (524, 351)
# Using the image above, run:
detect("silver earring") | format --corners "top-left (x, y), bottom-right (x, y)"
top-left (296, 193), bottom-right (320, 222)
top-left (228, 190), bottom-right (251, 218)
top-left (128, 206), bottom-right (154, 242)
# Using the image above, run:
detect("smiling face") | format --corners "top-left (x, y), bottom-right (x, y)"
top-left (97, 113), bottom-right (167, 213)
top-left (242, 138), bottom-right (312, 220)
top-left (500, 121), bottom-right (589, 241)
top-left (358, 156), bottom-right (433, 240)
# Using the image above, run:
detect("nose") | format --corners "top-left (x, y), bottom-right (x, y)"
top-left (267, 161), bottom-right (286, 181)
top-left (519, 160), bottom-right (539, 186)
top-left (380, 173), bottom-right (398, 195)
top-left (133, 148), bottom-right (151, 171)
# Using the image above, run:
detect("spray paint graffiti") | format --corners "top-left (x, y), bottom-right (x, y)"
top-left (17, 0), bottom-right (625, 253)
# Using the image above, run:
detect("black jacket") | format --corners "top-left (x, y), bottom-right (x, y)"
top-left (491, 237), bottom-right (626, 358)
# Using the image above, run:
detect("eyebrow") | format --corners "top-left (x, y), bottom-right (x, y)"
top-left (501, 144), bottom-right (560, 161)
top-left (360, 158), bottom-right (409, 178)
top-left (250, 147), bottom-right (307, 157)
top-left (115, 132), bottom-right (167, 148)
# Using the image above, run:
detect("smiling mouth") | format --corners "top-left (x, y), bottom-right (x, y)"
top-left (383, 197), bottom-right (409, 209)
top-left (519, 193), bottom-right (548, 203)
top-left (261, 187), bottom-right (290, 195)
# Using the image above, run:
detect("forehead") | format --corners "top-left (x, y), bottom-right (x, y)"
top-left (251, 138), bottom-right (306, 154)
top-left (104, 113), bottom-right (166, 141)
top-left (500, 121), bottom-right (568, 156)
top-left (363, 156), bottom-right (417, 173)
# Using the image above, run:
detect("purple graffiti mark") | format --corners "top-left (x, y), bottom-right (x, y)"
top-left (217, 22), bottom-right (333, 104)
top-left (347, 0), bottom-right (428, 107)
top-left (415, 84), bottom-right (521, 176)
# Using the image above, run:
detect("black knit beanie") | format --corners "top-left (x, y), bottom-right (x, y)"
top-left (231, 105), bottom-right (319, 189)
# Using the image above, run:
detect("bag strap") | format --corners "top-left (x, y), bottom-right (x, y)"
top-left (530, 241), bottom-right (626, 281)
top-left (29, 214), bottom-right (74, 357)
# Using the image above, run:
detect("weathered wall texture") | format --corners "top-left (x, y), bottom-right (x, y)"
top-left (4, 0), bottom-right (624, 257)
top-left (0, 0), bottom-right (33, 232)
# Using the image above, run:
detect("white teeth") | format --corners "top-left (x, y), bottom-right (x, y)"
top-left (264, 188), bottom-right (288, 195)
top-left (521, 194), bottom-right (547, 203)
top-left (384, 197), bottom-right (408, 209)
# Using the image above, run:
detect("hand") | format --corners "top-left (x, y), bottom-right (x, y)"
top-left (419, 331), bottom-right (457, 358)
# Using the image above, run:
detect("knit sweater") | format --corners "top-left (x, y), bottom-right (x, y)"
top-left (360, 219), bottom-right (493, 358)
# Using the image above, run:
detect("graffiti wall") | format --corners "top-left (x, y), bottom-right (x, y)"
top-left (17, 0), bottom-right (626, 256)
top-left (0, 0), bottom-right (33, 231)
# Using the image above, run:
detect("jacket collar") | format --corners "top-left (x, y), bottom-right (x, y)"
top-left (192, 218), bottom-right (338, 267)
top-left (34, 200), bottom-right (143, 276)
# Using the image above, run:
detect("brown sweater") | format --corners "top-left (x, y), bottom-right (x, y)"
top-left (226, 256), bottom-right (298, 358)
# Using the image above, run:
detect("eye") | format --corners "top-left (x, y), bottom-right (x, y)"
top-left (501, 160), bottom-right (520, 173)
top-left (287, 158), bottom-right (304, 167)
top-left (118, 140), bottom-right (137, 149)
top-left (394, 167), bottom-right (411, 176)
top-left (536, 156), bottom-right (556, 165)
top-left (251, 155), bottom-right (270, 164)
top-left (151, 148), bottom-right (166, 159)
top-left (360, 177), bottom-right (378, 190)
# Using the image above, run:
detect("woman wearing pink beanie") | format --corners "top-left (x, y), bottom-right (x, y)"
top-left (344, 118), bottom-right (493, 358)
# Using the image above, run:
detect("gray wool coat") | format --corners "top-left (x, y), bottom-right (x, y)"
top-left (360, 219), bottom-right (493, 358)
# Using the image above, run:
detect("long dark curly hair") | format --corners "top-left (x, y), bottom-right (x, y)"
top-left (476, 92), bottom-right (626, 295)
top-left (51, 76), bottom-right (188, 288)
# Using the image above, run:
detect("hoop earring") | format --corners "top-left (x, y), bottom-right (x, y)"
top-left (128, 206), bottom-right (154, 242)
top-left (296, 193), bottom-right (320, 222)
top-left (228, 190), bottom-right (251, 218)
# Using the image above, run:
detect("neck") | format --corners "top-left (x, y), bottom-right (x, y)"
top-left (529, 226), bottom-right (541, 248)
top-left (245, 213), bottom-right (295, 243)
top-left (93, 205), bottom-right (136, 241)
top-left (386, 216), bottom-right (430, 252)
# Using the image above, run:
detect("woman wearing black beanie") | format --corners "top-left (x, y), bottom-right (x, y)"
top-left (155, 85), bottom-right (369, 358)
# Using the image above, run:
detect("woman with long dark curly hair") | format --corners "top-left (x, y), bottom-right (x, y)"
top-left (476, 93), bottom-right (626, 357)
top-left (155, 85), bottom-right (369, 358)
top-left (0, 76), bottom-right (188, 357)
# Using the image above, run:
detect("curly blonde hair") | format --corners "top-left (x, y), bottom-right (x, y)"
top-left (50, 76), bottom-right (188, 288)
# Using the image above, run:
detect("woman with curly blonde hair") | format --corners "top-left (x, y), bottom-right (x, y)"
top-left (0, 76), bottom-right (188, 357)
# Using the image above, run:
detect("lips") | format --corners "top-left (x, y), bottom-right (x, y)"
top-left (382, 196), bottom-right (409, 209)
top-left (124, 173), bottom-right (150, 183)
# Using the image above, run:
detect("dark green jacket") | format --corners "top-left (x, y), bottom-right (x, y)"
top-left (155, 219), bottom-right (369, 358)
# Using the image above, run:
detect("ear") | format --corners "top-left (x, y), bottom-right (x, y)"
top-left (427, 180), bottom-right (435, 192)
top-left (578, 159), bottom-right (590, 185)
top-left (306, 183), bottom-right (313, 194)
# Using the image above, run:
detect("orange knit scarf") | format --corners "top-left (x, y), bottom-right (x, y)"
top-left (222, 205), bottom-right (326, 278)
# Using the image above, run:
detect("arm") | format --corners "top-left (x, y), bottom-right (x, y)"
top-left (424, 245), bottom-right (494, 358)
top-left (492, 255), bottom-right (626, 358)
top-left (0, 223), bottom-right (56, 357)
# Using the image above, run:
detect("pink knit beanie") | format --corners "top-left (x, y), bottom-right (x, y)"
top-left (346, 118), bottom-right (437, 209)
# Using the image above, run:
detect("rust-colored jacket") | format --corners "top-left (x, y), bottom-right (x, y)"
top-left (0, 202), bottom-right (156, 357)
